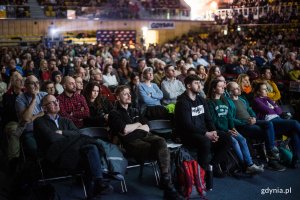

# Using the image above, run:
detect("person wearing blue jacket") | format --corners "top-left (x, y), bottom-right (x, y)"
top-left (138, 67), bottom-right (163, 109)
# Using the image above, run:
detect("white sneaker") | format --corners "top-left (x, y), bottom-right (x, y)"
top-left (246, 164), bottom-right (264, 174)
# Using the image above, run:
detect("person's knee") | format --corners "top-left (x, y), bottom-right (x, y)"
top-left (81, 144), bottom-right (98, 155)
top-left (238, 135), bottom-right (247, 145)
top-left (264, 121), bottom-right (273, 129)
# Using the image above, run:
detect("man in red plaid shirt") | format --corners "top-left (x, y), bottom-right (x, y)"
top-left (57, 76), bottom-right (90, 128)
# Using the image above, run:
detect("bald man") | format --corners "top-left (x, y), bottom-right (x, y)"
top-left (34, 94), bottom-right (114, 198)
top-left (57, 76), bottom-right (89, 128)
top-left (226, 81), bottom-right (285, 171)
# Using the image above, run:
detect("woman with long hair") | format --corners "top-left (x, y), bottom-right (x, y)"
top-left (207, 79), bottom-right (264, 174)
top-left (83, 82), bottom-right (113, 127)
top-left (102, 63), bottom-right (119, 92)
top-left (203, 66), bottom-right (221, 94)
top-left (252, 82), bottom-right (300, 168)
top-left (24, 60), bottom-right (35, 77)
top-left (128, 72), bottom-right (140, 109)
top-left (117, 57), bottom-right (133, 85)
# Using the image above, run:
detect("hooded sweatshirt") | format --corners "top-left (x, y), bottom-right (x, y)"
top-left (175, 92), bottom-right (215, 140)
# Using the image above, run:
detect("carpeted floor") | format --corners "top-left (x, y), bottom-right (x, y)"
top-left (0, 153), bottom-right (300, 200)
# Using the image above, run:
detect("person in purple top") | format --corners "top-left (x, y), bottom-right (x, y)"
top-left (252, 82), bottom-right (300, 168)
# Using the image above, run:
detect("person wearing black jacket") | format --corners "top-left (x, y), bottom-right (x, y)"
top-left (175, 75), bottom-right (231, 177)
top-left (34, 94), bottom-right (113, 199)
top-left (108, 85), bottom-right (183, 200)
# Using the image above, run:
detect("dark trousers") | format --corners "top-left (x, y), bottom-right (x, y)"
top-left (271, 117), bottom-right (300, 158)
top-left (80, 144), bottom-right (103, 180)
top-left (182, 131), bottom-right (232, 170)
top-left (125, 134), bottom-right (170, 174)
top-left (236, 120), bottom-right (276, 151)
top-left (20, 131), bottom-right (38, 159)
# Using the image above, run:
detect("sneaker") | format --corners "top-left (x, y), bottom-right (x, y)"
top-left (267, 160), bottom-right (286, 171)
top-left (267, 148), bottom-right (280, 160)
top-left (246, 164), bottom-right (264, 174)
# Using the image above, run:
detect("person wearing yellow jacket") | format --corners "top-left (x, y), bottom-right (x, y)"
top-left (289, 60), bottom-right (300, 81)
top-left (255, 67), bottom-right (281, 102)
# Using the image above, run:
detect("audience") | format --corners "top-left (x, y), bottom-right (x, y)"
top-left (175, 75), bottom-right (231, 177)
top-left (57, 76), bottom-right (90, 128)
top-left (207, 79), bottom-right (264, 174)
top-left (226, 81), bottom-right (286, 171)
top-left (102, 63), bottom-right (119, 91)
top-left (83, 82), bottom-right (112, 127)
top-left (138, 67), bottom-right (163, 109)
top-left (34, 94), bottom-right (113, 199)
top-left (160, 64), bottom-right (185, 105)
top-left (254, 67), bottom-right (281, 102)
top-left (109, 85), bottom-right (183, 200)
top-left (0, 21), bottom-right (299, 198)
top-left (252, 82), bottom-right (300, 168)
top-left (15, 75), bottom-right (47, 158)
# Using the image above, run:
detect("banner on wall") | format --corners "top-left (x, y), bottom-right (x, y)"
top-left (96, 30), bottom-right (136, 43)
top-left (149, 21), bottom-right (175, 29)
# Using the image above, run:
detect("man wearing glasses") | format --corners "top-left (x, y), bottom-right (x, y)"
top-left (34, 94), bottom-right (114, 199)
top-left (15, 75), bottom-right (47, 159)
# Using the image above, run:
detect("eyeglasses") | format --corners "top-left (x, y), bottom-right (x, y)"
top-left (26, 81), bottom-right (40, 85)
top-left (44, 99), bottom-right (59, 106)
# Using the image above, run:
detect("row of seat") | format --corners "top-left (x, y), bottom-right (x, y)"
top-left (34, 119), bottom-right (173, 198)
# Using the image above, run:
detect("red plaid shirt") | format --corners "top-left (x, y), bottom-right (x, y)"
top-left (57, 93), bottom-right (90, 128)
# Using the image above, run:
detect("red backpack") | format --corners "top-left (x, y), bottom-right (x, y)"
top-left (172, 148), bottom-right (207, 199)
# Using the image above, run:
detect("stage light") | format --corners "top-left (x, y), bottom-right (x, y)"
top-left (210, 1), bottom-right (218, 10)
top-left (224, 29), bottom-right (228, 35)
top-left (142, 26), bottom-right (148, 32)
top-left (50, 28), bottom-right (57, 36)
top-left (237, 25), bottom-right (241, 32)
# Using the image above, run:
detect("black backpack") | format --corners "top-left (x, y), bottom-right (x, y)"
top-left (221, 149), bottom-right (250, 178)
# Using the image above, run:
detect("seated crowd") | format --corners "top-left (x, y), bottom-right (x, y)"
top-left (0, 26), bottom-right (300, 199)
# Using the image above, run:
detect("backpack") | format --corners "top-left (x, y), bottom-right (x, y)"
top-left (221, 149), bottom-right (250, 178)
top-left (171, 148), bottom-right (206, 199)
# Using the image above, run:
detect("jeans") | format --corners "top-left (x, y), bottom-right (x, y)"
top-left (80, 144), bottom-right (103, 180)
top-left (231, 133), bottom-right (253, 166)
top-left (271, 117), bottom-right (300, 158)
top-left (236, 120), bottom-right (276, 150)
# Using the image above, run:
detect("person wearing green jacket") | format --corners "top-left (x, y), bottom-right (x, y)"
top-left (207, 79), bottom-right (264, 174)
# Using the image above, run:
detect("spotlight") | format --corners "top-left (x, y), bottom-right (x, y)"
top-left (141, 27), bottom-right (148, 32)
top-left (210, 1), bottom-right (218, 10)
top-left (50, 28), bottom-right (57, 36)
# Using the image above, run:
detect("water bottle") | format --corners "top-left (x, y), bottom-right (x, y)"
top-left (206, 164), bottom-right (213, 191)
